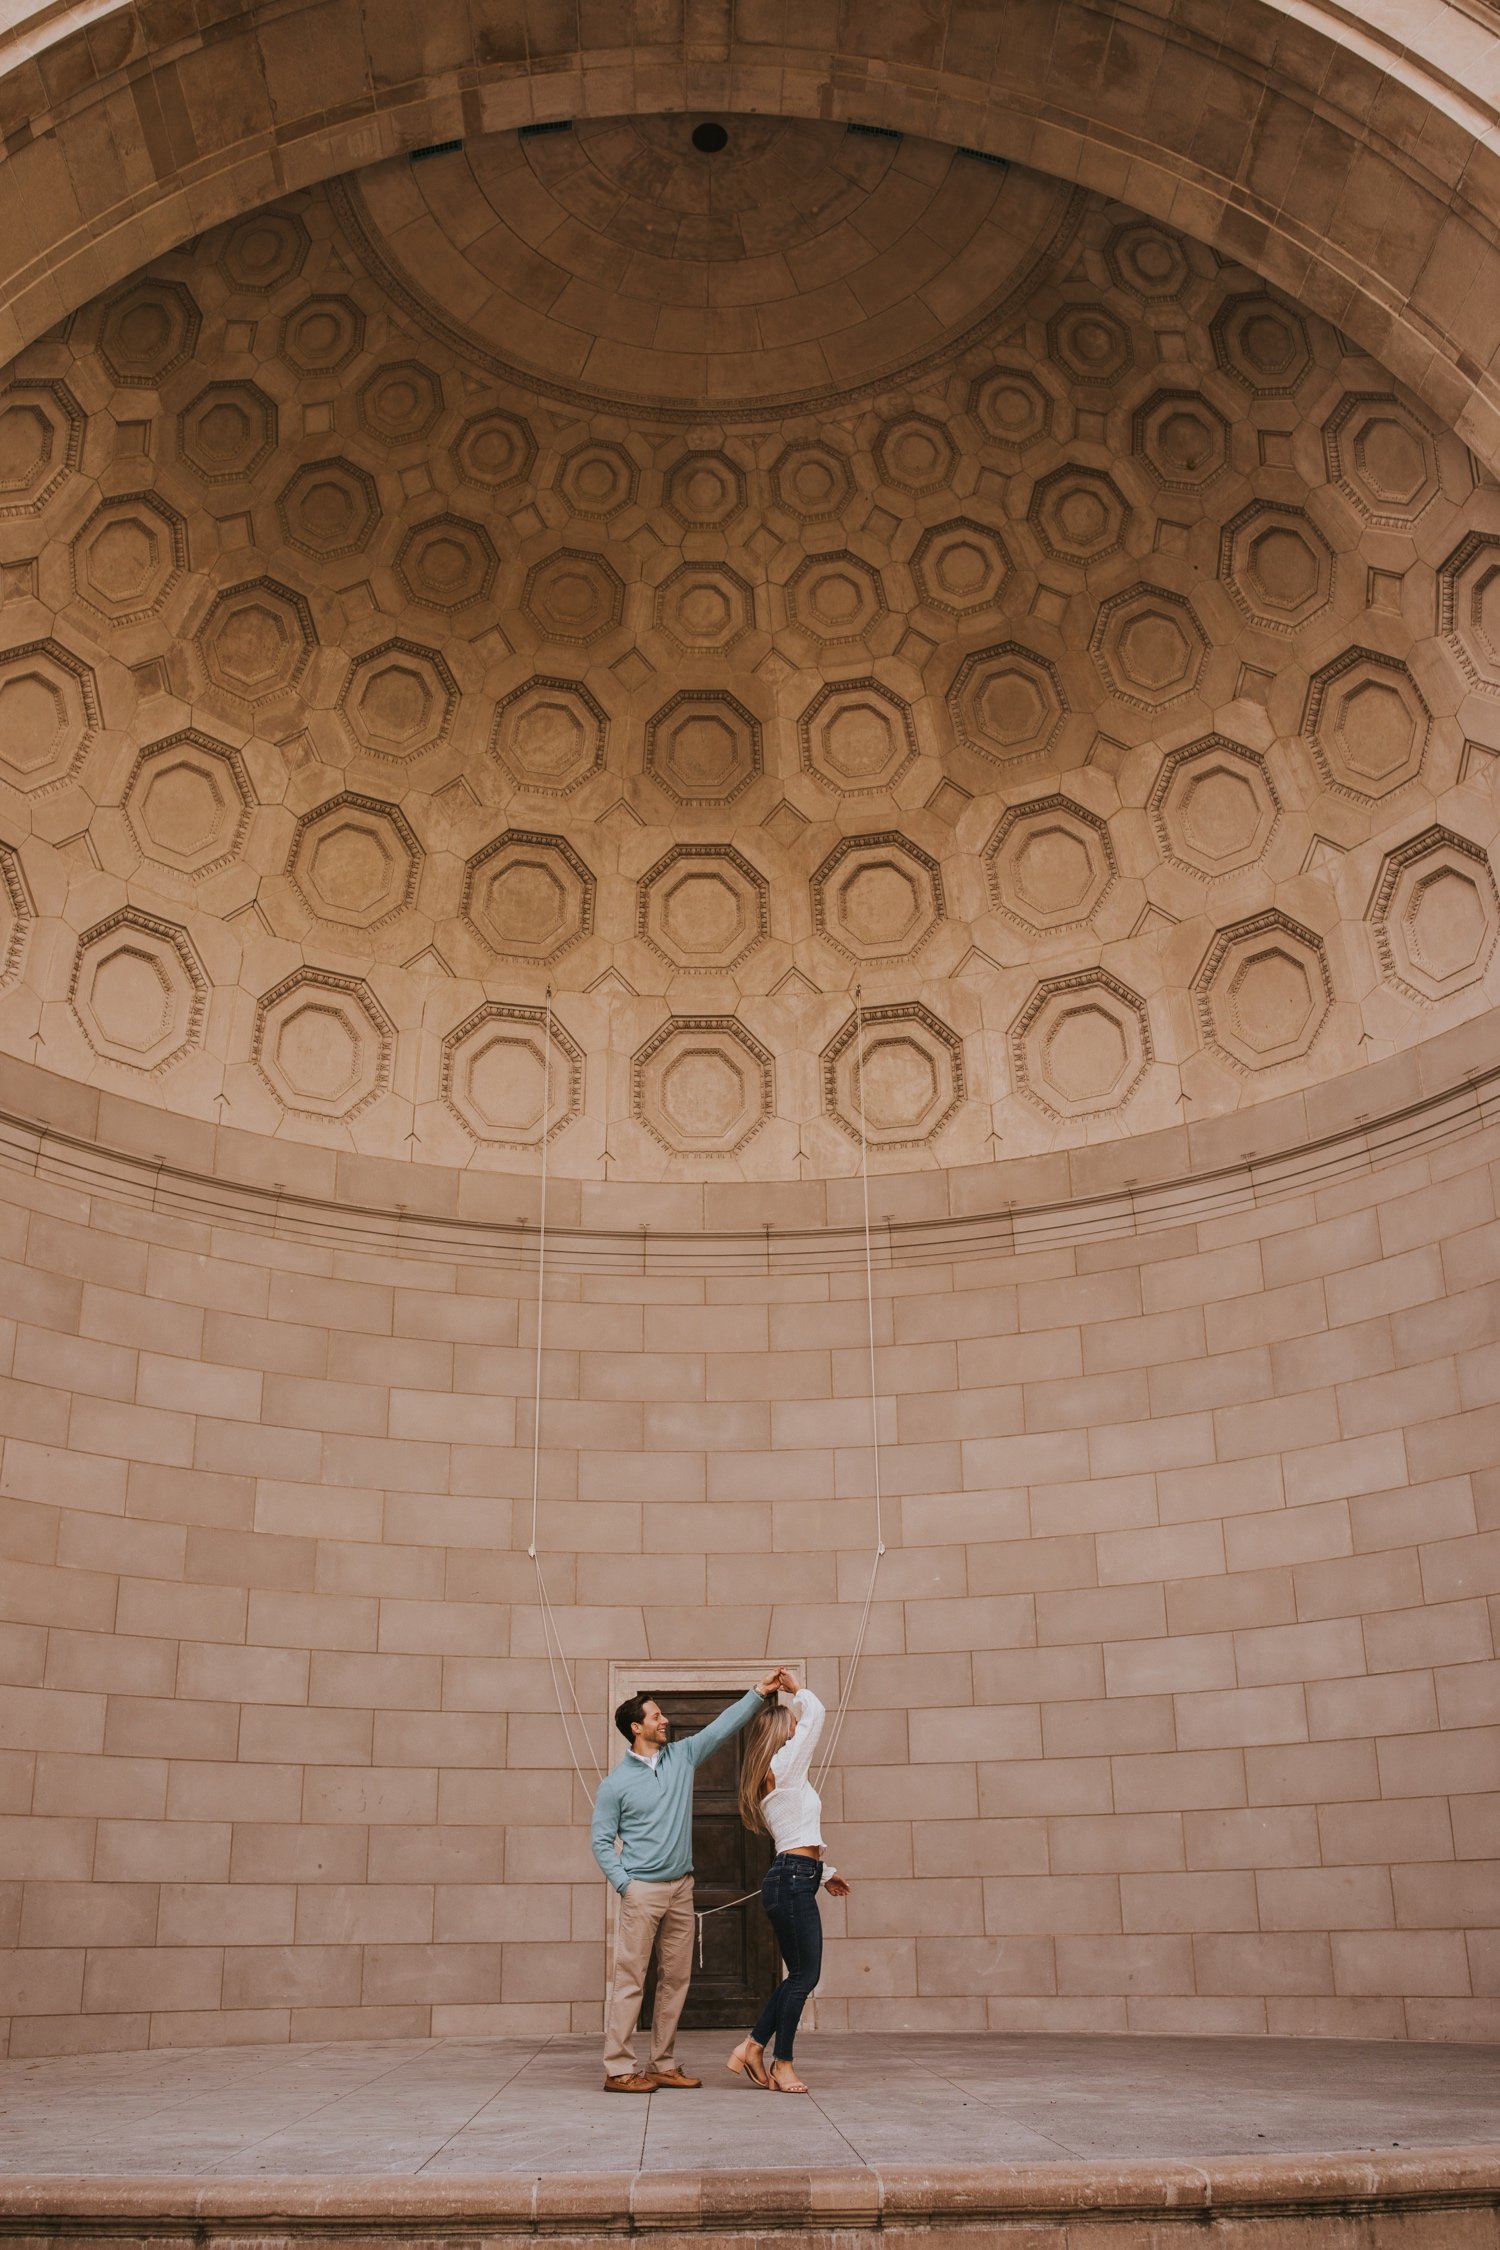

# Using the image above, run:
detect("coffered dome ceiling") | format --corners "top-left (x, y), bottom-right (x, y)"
top-left (341, 116), bottom-right (1081, 413)
top-left (0, 113), bottom-right (1497, 1181)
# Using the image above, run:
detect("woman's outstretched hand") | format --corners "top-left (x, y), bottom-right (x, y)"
top-left (824, 1875), bottom-right (850, 1897)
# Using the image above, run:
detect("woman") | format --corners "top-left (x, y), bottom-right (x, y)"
top-left (726, 1671), bottom-right (850, 2094)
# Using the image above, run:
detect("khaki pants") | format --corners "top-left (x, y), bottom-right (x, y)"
top-left (604, 1875), bottom-right (694, 2079)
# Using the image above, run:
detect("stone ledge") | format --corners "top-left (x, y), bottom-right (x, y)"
top-left (2, 2149), bottom-right (1497, 2236)
top-left (2, 1041), bottom-right (1497, 1275)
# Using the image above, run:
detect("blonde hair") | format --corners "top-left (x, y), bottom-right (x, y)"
top-left (737, 1701), bottom-right (794, 1835)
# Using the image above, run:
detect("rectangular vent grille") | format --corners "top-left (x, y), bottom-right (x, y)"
top-left (955, 144), bottom-right (1009, 168)
top-left (408, 139), bottom-right (463, 164)
top-left (846, 121), bottom-right (901, 140)
top-left (519, 119), bottom-right (574, 139)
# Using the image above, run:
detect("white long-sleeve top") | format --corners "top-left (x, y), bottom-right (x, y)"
top-left (763, 1688), bottom-right (836, 1877)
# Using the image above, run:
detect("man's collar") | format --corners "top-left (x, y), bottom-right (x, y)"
top-left (628, 1746), bottom-right (661, 1767)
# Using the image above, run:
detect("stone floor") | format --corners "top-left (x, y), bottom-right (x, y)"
top-left (0, 2034), bottom-right (1496, 2178)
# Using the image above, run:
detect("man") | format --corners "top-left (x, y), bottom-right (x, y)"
top-left (592, 1670), bottom-right (791, 2092)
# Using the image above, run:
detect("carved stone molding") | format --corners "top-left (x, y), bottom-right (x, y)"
top-left (397, 513), bottom-right (500, 612)
top-left (0, 639), bottom-right (99, 796)
top-left (0, 379), bottom-right (84, 516)
top-left (555, 439), bottom-right (640, 521)
top-left (1048, 302), bottom-right (1132, 387)
top-left (179, 382), bottom-right (277, 484)
top-left (653, 562), bottom-right (755, 654)
top-left (339, 640), bottom-right (459, 763)
top-left (278, 457), bottom-right (379, 558)
top-left (1323, 393), bottom-right (1440, 529)
top-left (1029, 467), bottom-right (1129, 565)
top-left (455, 408), bottom-right (536, 491)
top-left (1303, 649), bottom-right (1431, 801)
top-left (441, 1001), bottom-right (584, 1146)
top-left (799, 679), bottom-right (918, 796)
top-left (69, 909), bottom-right (208, 1073)
top-left (633, 1016), bottom-right (774, 1156)
top-left (1091, 585), bottom-right (1207, 708)
top-left (1195, 911), bottom-right (1334, 1074)
top-left (986, 794), bottom-right (1117, 931)
top-left (196, 577), bottom-right (315, 708)
top-left (523, 548), bottom-right (626, 645)
top-left (492, 677), bottom-right (607, 795)
top-left (359, 361), bottom-right (444, 445)
top-left (948, 641), bottom-right (1068, 765)
top-left (70, 494), bottom-right (187, 626)
top-left (253, 967), bottom-right (395, 1119)
top-left (1210, 293), bottom-right (1312, 397)
top-left (785, 550), bottom-right (886, 646)
top-left (822, 1001), bottom-right (965, 1149)
top-left (120, 731), bottom-right (254, 882)
top-left (96, 278), bottom-right (200, 386)
top-left (1369, 825), bottom-right (1500, 1005)
top-left (1150, 737), bottom-right (1280, 878)
top-left (1131, 389), bottom-right (1230, 493)
top-left (1438, 532), bottom-right (1500, 694)
top-left (911, 518), bottom-right (1012, 614)
top-left (637, 844), bottom-right (770, 974)
top-left (280, 293), bottom-right (364, 377)
top-left (462, 830), bottom-right (595, 964)
top-left (1219, 503), bottom-right (1335, 634)
top-left (219, 210), bottom-right (309, 294)
top-left (1011, 968), bottom-right (1152, 1120)
top-left (288, 792), bottom-right (422, 931)
top-left (645, 690), bottom-right (761, 805)
top-left (874, 413), bottom-right (955, 496)
top-left (811, 831), bottom-right (945, 963)
top-left (0, 842), bottom-right (33, 988)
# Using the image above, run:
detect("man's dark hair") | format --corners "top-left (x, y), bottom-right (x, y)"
top-left (614, 1692), bottom-right (661, 1744)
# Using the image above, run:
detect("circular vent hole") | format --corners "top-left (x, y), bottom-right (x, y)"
top-left (691, 121), bottom-right (729, 153)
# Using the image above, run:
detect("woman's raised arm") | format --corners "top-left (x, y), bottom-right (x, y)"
top-left (769, 1686), bottom-right (825, 1788)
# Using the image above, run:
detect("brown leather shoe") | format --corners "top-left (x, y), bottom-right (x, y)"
top-left (602, 2072), bottom-right (656, 2093)
top-left (649, 2066), bottom-right (702, 2088)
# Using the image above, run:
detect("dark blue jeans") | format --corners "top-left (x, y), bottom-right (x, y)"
top-left (750, 1853), bottom-right (823, 2062)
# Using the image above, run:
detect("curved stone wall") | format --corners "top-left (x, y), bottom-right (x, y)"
top-left (0, 1053), bottom-right (1494, 2056)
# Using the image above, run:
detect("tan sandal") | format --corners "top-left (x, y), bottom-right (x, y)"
top-left (726, 2038), bottom-right (770, 2089)
top-left (770, 2060), bottom-right (809, 2093)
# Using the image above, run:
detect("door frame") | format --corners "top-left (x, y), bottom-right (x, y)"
top-left (602, 1659), bottom-right (807, 2021)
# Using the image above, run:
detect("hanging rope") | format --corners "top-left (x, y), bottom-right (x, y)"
top-left (694, 988), bottom-right (887, 1960)
top-left (526, 986), bottom-right (887, 1958)
top-left (814, 981), bottom-right (885, 1786)
top-left (527, 992), bottom-right (602, 1798)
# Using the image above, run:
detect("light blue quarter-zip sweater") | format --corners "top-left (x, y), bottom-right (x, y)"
top-left (590, 1688), bottom-right (766, 1894)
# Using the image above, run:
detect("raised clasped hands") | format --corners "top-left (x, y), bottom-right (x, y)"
top-left (756, 1665), bottom-right (800, 1698)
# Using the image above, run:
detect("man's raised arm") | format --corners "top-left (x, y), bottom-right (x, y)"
top-left (682, 1672), bottom-right (783, 1769)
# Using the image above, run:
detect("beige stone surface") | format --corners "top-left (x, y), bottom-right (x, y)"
top-left (0, 2029), bottom-right (1496, 2179)
top-left (0, 0), bottom-right (1497, 2061)
top-left (0, 1046), bottom-right (1495, 2054)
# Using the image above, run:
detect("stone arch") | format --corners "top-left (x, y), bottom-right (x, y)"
top-left (1, 3), bottom-right (1498, 467)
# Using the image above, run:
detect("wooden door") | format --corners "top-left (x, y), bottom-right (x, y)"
top-left (641, 1690), bottom-right (777, 2031)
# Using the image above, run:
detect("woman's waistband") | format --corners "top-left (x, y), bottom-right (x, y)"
top-left (767, 1850), bottom-right (823, 1869)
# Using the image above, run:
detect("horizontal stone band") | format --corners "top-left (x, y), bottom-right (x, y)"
top-left (2, 2148), bottom-right (1497, 2232)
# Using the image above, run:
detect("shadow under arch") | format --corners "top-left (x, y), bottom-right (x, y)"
top-left (0, 0), bottom-right (1497, 458)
